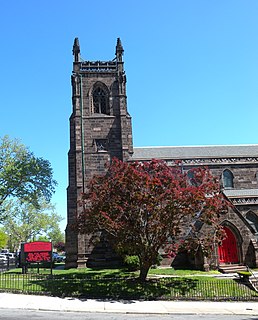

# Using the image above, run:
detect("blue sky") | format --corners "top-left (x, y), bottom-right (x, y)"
top-left (1, 1), bottom-right (258, 232)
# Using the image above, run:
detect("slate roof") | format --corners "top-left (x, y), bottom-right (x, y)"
top-left (131, 145), bottom-right (258, 161)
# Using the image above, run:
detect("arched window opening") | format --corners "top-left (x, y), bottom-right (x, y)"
top-left (93, 87), bottom-right (109, 114)
top-left (223, 169), bottom-right (234, 189)
top-left (246, 211), bottom-right (258, 233)
top-left (187, 170), bottom-right (198, 187)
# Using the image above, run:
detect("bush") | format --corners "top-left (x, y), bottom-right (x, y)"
top-left (152, 254), bottom-right (163, 268)
top-left (123, 255), bottom-right (140, 271)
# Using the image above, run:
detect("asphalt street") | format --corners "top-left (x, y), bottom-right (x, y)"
top-left (0, 309), bottom-right (258, 320)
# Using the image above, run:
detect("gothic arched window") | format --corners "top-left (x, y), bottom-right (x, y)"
top-left (187, 170), bottom-right (198, 186)
top-left (246, 211), bottom-right (258, 233)
top-left (92, 87), bottom-right (109, 114)
top-left (222, 169), bottom-right (234, 189)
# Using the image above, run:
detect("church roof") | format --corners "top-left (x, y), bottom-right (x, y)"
top-left (131, 145), bottom-right (258, 161)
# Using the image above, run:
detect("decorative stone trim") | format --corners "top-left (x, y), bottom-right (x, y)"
top-left (80, 61), bottom-right (117, 73)
top-left (232, 198), bottom-right (258, 205)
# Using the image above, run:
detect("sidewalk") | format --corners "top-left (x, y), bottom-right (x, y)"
top-left (0, 293), bottom-right (258, 315)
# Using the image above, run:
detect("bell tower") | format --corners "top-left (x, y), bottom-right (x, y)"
top-left (66, 38), bottom-right (133, 268)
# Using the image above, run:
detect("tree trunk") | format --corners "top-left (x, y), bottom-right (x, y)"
top-left (139, 261), bottom-right (152, 282)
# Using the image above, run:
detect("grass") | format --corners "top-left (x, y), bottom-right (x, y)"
top-left (237, 271), bottom-right (252, 276)
top-left (148, 268), bottom-right (220, 276)
top-left (8, 265), bottom-right (137, 277)
top-left (1, 266), bottom-right (258, 300)
top-left (9, 266), bottom-right (219, 281)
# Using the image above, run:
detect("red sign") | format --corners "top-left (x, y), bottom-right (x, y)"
top-left (24, 241), bottom-right (52, 253)
top-left (25, 251), bottom-right (51, 262)
top-left (21, 241), bottom-right (52, 263)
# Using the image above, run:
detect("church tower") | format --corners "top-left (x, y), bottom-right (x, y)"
top-left (66, 38), bottom-right (133, 268)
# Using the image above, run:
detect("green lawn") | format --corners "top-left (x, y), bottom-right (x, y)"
top-left (1, 266), bottom-right (257, 300)
top-left (8, 265), bottom-right (137, 277)
top-left (148, 268), bottom-right (220, 276)
top-left (8, 265), bottom-right (220, 278)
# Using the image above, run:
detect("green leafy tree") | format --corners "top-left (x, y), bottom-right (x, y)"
top-left (0, 135), bottom-right (57, 219)
top-left (2, 198), bottom-right (63, 251)
top-left (48, 229), bottom-right (65, 248)
top-left (36, 234), bottom-right (65, 245)
top-left (0, 228), bottom-right (8, 249)
top-left (78, 158), bottom-right (228, 281)
top-left (54, 241), bottom-right (65, 252)
top-left (36, 235), bottom-right (50, 242)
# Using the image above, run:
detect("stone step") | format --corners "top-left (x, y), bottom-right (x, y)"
top-left (218, 264), bottom-right (247, 274)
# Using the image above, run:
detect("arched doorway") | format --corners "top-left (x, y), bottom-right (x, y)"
top-left (218, 226), bottom-right (239, 264)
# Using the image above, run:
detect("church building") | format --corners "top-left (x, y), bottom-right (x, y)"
top-left (66, 38), bottom-right (258, 270)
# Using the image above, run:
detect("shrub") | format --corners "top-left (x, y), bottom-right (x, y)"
top-left (152, 254), bottom-right (163, 268)
top-left (123, 255), bottom-right (140, 271)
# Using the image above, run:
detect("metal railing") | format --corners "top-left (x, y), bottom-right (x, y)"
top-left (246, 266), bottom-right (258, 292)
top-left (0, 260), bottom-right (16, 273)
top-left (0, 273), bottom-right (258, 301)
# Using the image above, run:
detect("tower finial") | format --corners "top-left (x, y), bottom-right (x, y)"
top-left (73, 37), bottom-right (80, 62)
top-left (116, 38), bottom-right (124, 62)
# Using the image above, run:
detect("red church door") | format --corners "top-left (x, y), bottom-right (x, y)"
top-left (218, 227), bottom-right (239, 264)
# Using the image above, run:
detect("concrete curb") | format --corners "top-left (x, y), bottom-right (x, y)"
top-left (0, 293), bottom-right (258, 315)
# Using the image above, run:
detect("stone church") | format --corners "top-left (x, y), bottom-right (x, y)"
top-left (66, 38), bottom-right (258, 270)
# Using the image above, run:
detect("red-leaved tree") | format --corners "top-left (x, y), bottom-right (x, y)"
top-left (77, 158), bottom-right (228, 281)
